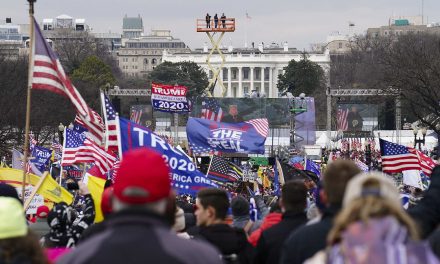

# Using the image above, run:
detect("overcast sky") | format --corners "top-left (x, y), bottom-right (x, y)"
top-left (3, 0), bottom-right (438, 50)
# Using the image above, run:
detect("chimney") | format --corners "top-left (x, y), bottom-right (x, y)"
top-left (258, 43), bottom-right (263, 52)
top-left (283, 41), bottom-right (288, 52)
top-left (203, 42), bottom-right (208, 53)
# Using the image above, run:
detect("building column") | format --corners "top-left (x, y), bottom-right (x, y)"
top-left (250, 67), bottom-right (255, 92)
top-left (269, 67), bottom-right (273, 98)
top-left (227, 67), bottom-right (232, 97)
top-left (238, 67), bottom-right (243, 97)
top-left (261, 67), bottom-right (265, 94)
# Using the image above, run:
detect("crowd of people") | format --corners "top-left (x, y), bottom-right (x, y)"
top-left (1, 147), bottom-right (440, 263)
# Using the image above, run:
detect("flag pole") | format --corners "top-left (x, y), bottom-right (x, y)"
top-left (205, 154), bottom-right (214, 177)
top-left (22, 0), bottom-right (36, 201)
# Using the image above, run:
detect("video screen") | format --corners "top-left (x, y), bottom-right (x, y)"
top-left (190, 98), bottom-right (292, 128)
top-left (337, 103), bottom-right (378, 132)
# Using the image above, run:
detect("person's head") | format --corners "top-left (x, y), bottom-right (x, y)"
top-left (322, 160), bottom-right (361, 206)
top-left (195, 188), bottom-right (229, 226)
top-left (231, 195), bottom-right (249, 218)
top-left (113, 148), bottom-right (171, 216)
top-left (228, 105), bottom-right (238, 116)
top-left (0, 197), bottom-right (48, 264)
top-left (328, 172), bottom-right (420, 244)
top-left (36, 206), bottom-right (49, 219)
top-left (279, 180), bottom-right (307, 213)
top-left (0, 183), bottom-right (21, 204)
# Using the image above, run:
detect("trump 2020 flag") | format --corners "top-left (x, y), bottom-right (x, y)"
top-left (117, 117), bottom-right (218, 195)
top-left (305, 159), bottom-right (321, 177)
top-left (187, 117), bottom-right (268, 154)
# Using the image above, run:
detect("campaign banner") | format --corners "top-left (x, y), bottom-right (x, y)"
top-left (118, 117), bottom-right (217, 195)
top-left (186, 117), bottom-right (268, 154)
top-left (151, 83), bottom-right (190, 113)
top-left (31, 146), bottom-right (52, 172)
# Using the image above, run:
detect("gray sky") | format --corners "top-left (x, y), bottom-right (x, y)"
top-left (3, 0), bottom-right (438, 50)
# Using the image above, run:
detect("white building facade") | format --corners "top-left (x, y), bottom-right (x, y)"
top-left (163, 47), bottom-right (330, 98)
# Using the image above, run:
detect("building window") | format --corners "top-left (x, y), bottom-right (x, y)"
top-left (243, 68), bottom-right (249, 80)
top-left (233, 87), bottom-right (237, 97)
top-left (255, 68), bottom-right (260, 80)
top-left (265, 68), bottom-right (269, 80)
top-left (232, 69), bottom-right (237, 79)
top-left (223, 69), bottom-right (228, 80)
top-left (144, 58), bottom-right (148, 64)
top-left (338, 42), bottom-right (343, 49)
top-left (152, 58), bottom-right (157, 64)
top-left (243, 87), bottom-right (249, 95)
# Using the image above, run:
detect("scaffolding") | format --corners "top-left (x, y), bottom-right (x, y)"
top-left (197, 18), bottom-right (235, 97)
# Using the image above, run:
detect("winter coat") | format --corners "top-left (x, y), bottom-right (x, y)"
top-left (193, 224), bottom-right (253, 264)
top-left (254, 211), bottom-right (307, 264)
top-left (305, 217), bottom-right (440, 264)
top-left (279, 205), bottom-right (341, 264)
top-left (248, 212), bottom-right (282, 247)
top-left (57, 209), bottom-right (222, 264)
top-left (408, 166), bottom-right (440, 238)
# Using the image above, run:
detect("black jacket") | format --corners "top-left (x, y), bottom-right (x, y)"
top-left (279, 205), bottom-right (341, 264)
top-left (192, 224), bottom-right (252, 264)
top-left (254, 211), bottom-right (307, 264)
top-left (58, 209), bottom-right (222, 264)
top-left (408, 166), bottom-right (440, 238)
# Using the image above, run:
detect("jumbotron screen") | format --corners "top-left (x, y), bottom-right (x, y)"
top-left (337, 103), bottom-right (379, 132)
top-left (190, 98), bottom-right (292, 128)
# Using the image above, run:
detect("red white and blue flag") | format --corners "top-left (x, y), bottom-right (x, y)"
top-left (201, 98), bottom-right (223, 122)
top-left (31, 17), bottom-right (104, 145)
top-left (380, 139), bottom-right (421, 174)
top-left (101, 92), bottom-right (118, 152)
top-left (337, 107), bottom-right (349, 131)
top-left (61, 128), bottom-right (116, 175)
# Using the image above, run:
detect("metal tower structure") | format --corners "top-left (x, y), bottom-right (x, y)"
top-left (326, 88), bottom-right (401, 145)
top-left (197, 16), bottom-right (235, 97)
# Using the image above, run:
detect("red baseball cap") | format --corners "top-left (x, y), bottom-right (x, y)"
top-left (113, 148), bottom-right (171, 204)
top-left (36, 205), bottom-right (49, 218)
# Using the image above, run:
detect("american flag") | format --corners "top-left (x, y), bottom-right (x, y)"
top-left (380, 139), bottom-right (421, 174)
top-left (101, 92), bottom-right (118, 151)
top-left (337, 108), bottom-right (349, 131)
top-left (31, 17), bottom-right (104, 145)
top-left (51, 140), bottom-right (62, 151)
top-left (61, 128), bottom-right (116, 175)
top-left (110, 158), bottom-right (121, 183)
top-left (415, 149), bottom-right (437, 176)
top-left (207, 156), bottom-right (242, 182)
top-left (130, 109), bottom-right (143, 124)
top-left (245, 118), bottom-right (268, 138)
top-left (201, 98), bottom-right (223, 122)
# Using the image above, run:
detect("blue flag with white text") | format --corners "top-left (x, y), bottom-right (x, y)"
top-left (305, 159), bottom-right (321, 178)
top-left (31, 146), bottom-right (52, 172)
top-left (118, 117), bottom-right (218, 195)
top-left (187, 117), bottom-right (268, 154)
